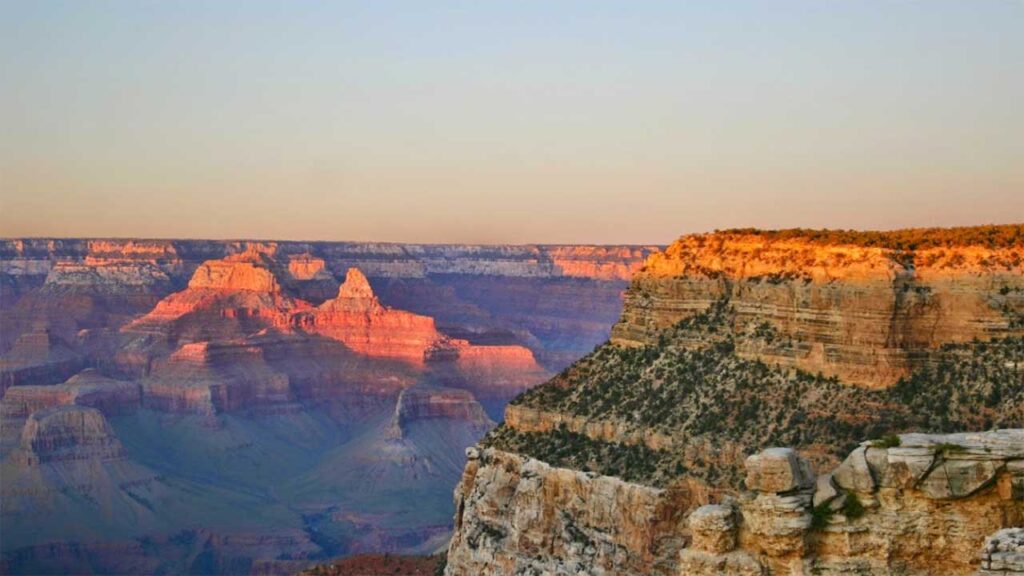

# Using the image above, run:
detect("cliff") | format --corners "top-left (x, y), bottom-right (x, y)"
top-left (446, 430), bottom-right (1024, 575)
top-left (1, 369), bottom-right (140, 453)
top-left (611, 228), bottom-right (1024, 387)
top-left (13, 406), bottom-right (126, 466)
top-left (388, 386), bottom-right (494, 439)
top-left (449, 225), bottom-right (1024, 575)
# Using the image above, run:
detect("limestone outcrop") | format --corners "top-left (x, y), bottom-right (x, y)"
top-left (446, 447), bottom-right (684, 575)
top-left (445, 430), bottom-right (1024, 576)
top-left (980, 528), bottom-right (1024, 576)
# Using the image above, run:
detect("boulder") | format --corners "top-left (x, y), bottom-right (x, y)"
top-left (979, 528), bottom-right (1024, 575)
top-left (745, 448), bottom-right (814, 494)
top-left (689, 504), bottom-right (737, 553)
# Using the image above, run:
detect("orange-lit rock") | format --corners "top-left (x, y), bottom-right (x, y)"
top-left (611, 232), bottom-right (1024, 387)
top-left (305, 268), bottom-right (443, 360)
top-left (287, 254), bottom-right (330, 281)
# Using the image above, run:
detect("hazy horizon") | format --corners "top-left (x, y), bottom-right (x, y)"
top-left (2, 1), bottom-right (1022, 244)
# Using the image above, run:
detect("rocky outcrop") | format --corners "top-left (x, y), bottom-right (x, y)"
top-left (503, 404), bottom-right (676, 450)
top-left (141, 341), bottom-right (291, 415)
top-left (388, 387), bottom-right (494, 440)
top-left (611, 231), bottom-right (1024, 387)
top-left (980, 528), bottom-right (1024, 576)
top-left (124, 252), bottom-right (306, 340)
top-left (0, 328), bottom-right (85, 392)
top-left (440, 343), bottom-right (549, 402)
top-left (187, 258), bottom-right (281, 292)
top-left (1, 370), bottom-right (140, 453)
top-left (445, 430), bottom-right (1024, 576)
top-left (13, 405), bottom-right (125, 466)
top-left (305, 269), bottom-right (442, 360)
top-left (446, 447), bottom-right (685, 575)
top-left (286, 254), bottom-right (338, 302)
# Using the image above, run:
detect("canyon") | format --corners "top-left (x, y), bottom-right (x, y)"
top-left (446, 225), bottom-right (1024, 575)
top-left (0, 238), bottom-right (654, 574)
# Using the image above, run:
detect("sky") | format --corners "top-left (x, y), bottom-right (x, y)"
top-left (1, 1), bottom-right (1022, 245)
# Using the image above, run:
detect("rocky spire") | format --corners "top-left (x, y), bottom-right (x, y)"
top-left (337, 268), bottom-right (375, 300)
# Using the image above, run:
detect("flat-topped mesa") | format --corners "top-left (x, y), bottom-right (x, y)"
top-left (286, 254), bottom-right (331, 281)
top-left (431, 340), bottom-right (550, 402)
top-left (15, 405), bottom-right (125, 466)
top-left (387, 386), bottom-right (494, 439)
top-left (611, 227), bottom-right (1024, 387)
top-left (187, 255), bottom-right (282, 293)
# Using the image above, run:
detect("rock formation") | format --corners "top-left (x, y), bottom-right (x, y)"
top-left (446, 430), bottom-right (1024, 575)
top-left (0, 328), bottom-right (85, 392)
top-left (446, 226), bottom-right (1024, 576)
top-left (306, 268), bottom-right (443, 360)
top-left (1, 370), bottom-right (140, 453)
top-left (2, 238), bottom-right (655, 373)
top-left (388, 386), bottom-right (494, 440)
top-left (611, 230), bottom-right (1024, 387)
top-left (140, 341), bottom-right (291, 415)
top-left (0, 236), bottom-right (653, 575)
top-left (980, 528), bottom-right (1024, 576)
top-left (14, 405), bottom-right (125, 466)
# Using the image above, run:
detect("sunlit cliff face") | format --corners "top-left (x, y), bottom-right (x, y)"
top-left (613, 231), bottom-right (1024, 388)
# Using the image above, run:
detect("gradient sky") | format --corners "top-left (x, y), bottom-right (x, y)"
top-left (1, 1), bottom-right (1022, 244)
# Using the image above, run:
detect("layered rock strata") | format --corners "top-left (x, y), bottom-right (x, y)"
top-left (980, 529), bottom-right (1024, 576)
top-left (611, 231), bottom-right (1024, 387)
top-left (446, 430), bottom-right (1024, 575)
top-left (13, 406), bottom-right (125, 466)
top-left (0, 370), bottom-right (139, 453)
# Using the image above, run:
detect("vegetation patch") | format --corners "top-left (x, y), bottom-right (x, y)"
top-left (502, 299), bottom-right (1024, 488)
